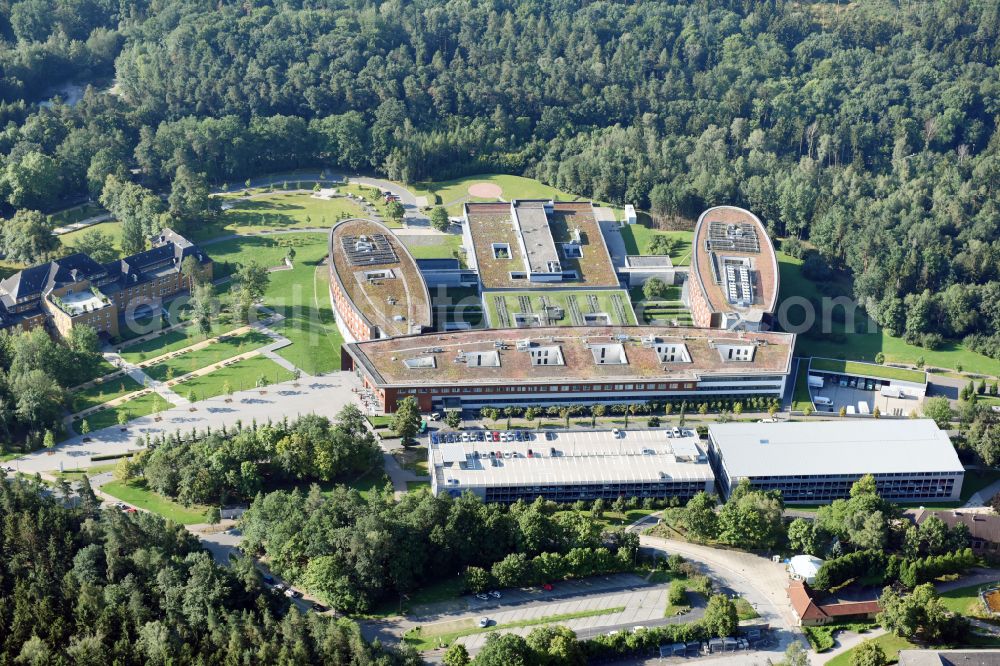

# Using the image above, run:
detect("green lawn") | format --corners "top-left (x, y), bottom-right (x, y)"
top-left (403, 605), bottom-right (627, 650)
top-left (59, 220), bottom-right (124, 255)
top-left (791, 359), bottom-right (814, 412)
top-left (69, 374), bottom-right (143, 413)
top-left (826, 633), bottom-right (916, 665)
top-left (554, 508), bottom-right (658, 531)
top-left (408, 173), bottom-right (587, 215)
top-left (939, 580), bottom-right (995, 616)
top-left (200, 233), bottom-right (344, 374)
top-left (265, 248), bottom-right (344, 375)
top-left (81, 392), bottom-right (175, 433)
top-left (101, 479), bottom-right (211, 524)
top-left (401, 234), bottom-right (465, 263)
top-left (49, 202), bottom-right (104, 226)
top-left (74, 357), bottom-right (120, 386)
top-left (484, 289), bottom-right (636, 328)
top-left (199, 190), bottom-right (366, 240)
top-left (53, 463), bottom-right (118, 481)
top-left (174, 355), bottom-right (295, 400)
top-left (143, 330), bottom-right (272, 381)
top-left (340, 183), bottom-right (399, 224)
top-left (778, 251), bottom-right (1000, 377)
top-left (619, 225), bottom-right (693, 266)
top-left (810, 358), bottom-right (926, 384)
top-left (406, 480), bottom-right (431, 493)
top-left (118, 321), bottom-right (242, 363)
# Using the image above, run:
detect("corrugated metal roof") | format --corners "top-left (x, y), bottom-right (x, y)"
top-left (709, 420), bottom-right (963, 478)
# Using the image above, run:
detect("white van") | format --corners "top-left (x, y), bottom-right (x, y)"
top-left (814, 396), bottom-right (833, 406)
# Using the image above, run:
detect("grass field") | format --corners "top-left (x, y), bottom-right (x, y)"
top-left (778, 251), bottom-right (1000, 377)
top-left (484, 289), bottom-right (636, 328)
top-left (826, 633), bottom-right (916, 665)
top-left (175, 355), bottom-right (295, 399)
top-left (400, 234), bottom-right (465, 263)
top-left (49, 202), bottom-right (104, 226)
top-left (403, 605), bottom-right (627, 650)
top-left (101, 479), bottom-right (211, 524)
top-left (791, 360), bottom-right (813, 411)
top-left (939, 580), bottom-right (995, 616)
top-left (82, 392), bottom-right (175, 432)
top-left (74, 357), bottom-right (119, 386)
top-left (119, 321), bottom-right (242, 363)
top-left (340, 183), bottom-right (400, 224)
top-left (554, 508), bottom-right (658, 531)
top-left (408, 174), bottom-right (588, 215)
top-left (619, 225), bottom-right (693, 266)
top-left (69, 374), bottom-right (143, 413)
top-left (200, 190), bottom-right (365, 239)
top-left (143, 330), bottom-right (272, 381)
top-left (809, 358), bottom-right (927, 384)
top-left (53, 462), bottom-right (118, 481)
top-left (259, 239), bottom-right (345, 374)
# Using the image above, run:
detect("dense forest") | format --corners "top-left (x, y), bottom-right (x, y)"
top-left (123, 409), bottom-right (382, 506)
top-left (0, 0), bottom-right (999, 351)
top-left (240, 488), bottom-right (634, 613)
top-left (0, 475), bottom-right (420, 664)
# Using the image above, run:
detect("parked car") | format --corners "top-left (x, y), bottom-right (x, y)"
top-left (478, 617), bottom-right (491, 628)
top-left (542, 583), bottom-right (553, 591)
top-left (311, 602), bottom-right (329, 613)
top-left (475, 593), bottom-right (489, 601)
top-left (488, 591), bottom-right (501, 599)
top-left (491, 431), bottom-right (500, 442)
top-left (262, 575), bottom-right (275, 585)
top-left (284, 588), bottom-right (301, 599)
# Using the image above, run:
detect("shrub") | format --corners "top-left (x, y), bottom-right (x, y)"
top-left (668, 579), bottom-right (687, 606)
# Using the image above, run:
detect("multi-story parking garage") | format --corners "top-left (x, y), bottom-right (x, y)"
top-left (429, 428), bottom-right (715, 503)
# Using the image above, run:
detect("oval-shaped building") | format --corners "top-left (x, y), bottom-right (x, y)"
top-left (684, 206), bottom-right (779, 331)
top-left (329, 218), bottom-right (432, 342)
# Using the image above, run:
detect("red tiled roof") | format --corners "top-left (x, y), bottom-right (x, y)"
top-left (788, 580), bottom-right (881, 623)
top-left (789, 580), bottom-right (829, 622)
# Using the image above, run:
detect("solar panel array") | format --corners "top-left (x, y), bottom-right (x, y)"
top-left (724, 261), bottom-right (753, 305)
top-left (341, 234), bottom-right (398, 266)
top-left (706, 222), bottom-right (760, 253)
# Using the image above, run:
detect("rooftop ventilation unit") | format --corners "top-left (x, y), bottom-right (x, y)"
top-left (516, 339), bottom-right (532, 351)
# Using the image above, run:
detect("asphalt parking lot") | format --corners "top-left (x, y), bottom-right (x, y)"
top-left (411, 573), bottom-right (652, 620)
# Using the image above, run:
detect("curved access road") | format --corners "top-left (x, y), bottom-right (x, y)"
top-left (633, 517), bottom-right (808, 664)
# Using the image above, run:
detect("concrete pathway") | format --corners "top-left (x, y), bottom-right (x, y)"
top-left (598, 217), bottom-right (628, 269)
top-left (808, 627), bottom-right (887, 665)
top-left (964, 481), bottom-right (1000, 508)
top-left (52, 212), bottom-right (114, 235)
top-left (381, 451), bottom-right (430, 499)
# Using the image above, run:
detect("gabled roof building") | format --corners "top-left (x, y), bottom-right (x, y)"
top-left (0, 229), bottom-right (211, 339)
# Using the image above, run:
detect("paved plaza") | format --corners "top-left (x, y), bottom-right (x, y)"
top-left (12, 371), bottom-right (363, 475)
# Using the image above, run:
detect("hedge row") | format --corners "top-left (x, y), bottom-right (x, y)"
top-left (813, 548), bottom-right (977, 591)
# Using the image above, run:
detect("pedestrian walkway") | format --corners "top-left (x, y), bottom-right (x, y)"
top-left (52, 212), bottom-right (114, 235)
top-left (65, 306), bottom-right (299, 434)
top-left (965, 479), bottom-right (1000, 508)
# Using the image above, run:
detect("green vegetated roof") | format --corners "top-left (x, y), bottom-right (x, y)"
top-left (809, 357), bottom-right (926, 384)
